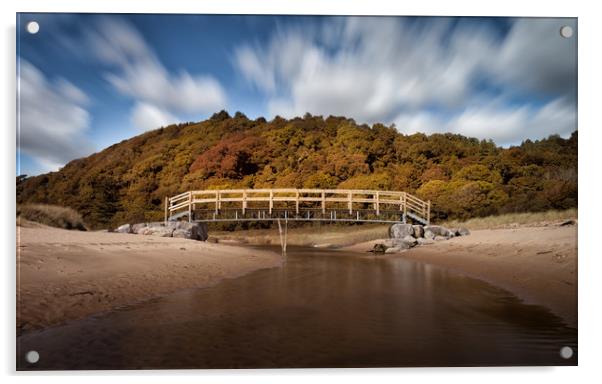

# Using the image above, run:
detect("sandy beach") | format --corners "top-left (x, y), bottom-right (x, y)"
top-left (343, 225), bottom-right (577, 327)
top-left (17, 225), bottom-right (282, 334)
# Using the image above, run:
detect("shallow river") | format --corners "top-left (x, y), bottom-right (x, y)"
top-left (18, 247), bottom-right (577, 370)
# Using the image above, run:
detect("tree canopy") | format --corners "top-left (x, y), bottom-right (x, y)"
top-left (17, 111), bottom-right (577, 228)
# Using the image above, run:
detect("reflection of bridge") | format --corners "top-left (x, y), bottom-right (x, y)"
top-left (166, 189), bottom-right (430, 225)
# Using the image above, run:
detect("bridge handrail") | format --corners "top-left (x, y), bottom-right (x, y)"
top-left (165, 188), bottom-right (430, 224)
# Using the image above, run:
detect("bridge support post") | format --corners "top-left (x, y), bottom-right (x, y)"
top-left (295, 190), bottom-right (299, 215)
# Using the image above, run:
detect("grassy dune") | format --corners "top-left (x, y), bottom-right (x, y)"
top-left (442, 209), bottom-right (577, 230)
top-left (17, 204), bottom-right (88, 231)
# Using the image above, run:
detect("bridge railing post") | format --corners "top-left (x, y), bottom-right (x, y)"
top-left (295, 190), bottom-right (300, 215)
top-left (188, 191), bottom-right (192, 222)
top-left (403, 192), bottom-right (407, 216)
top-left (374, 191), bottom-right (380, 216)
top-left (269, 190), bottom-right (273, 215)
top-left (215, 191), bottom-right (219, 215)
top-left (164, 196), bottom-right (168, 225)
top-left (242, 190), bottom-right (247, 215)
top-left (321, 191), bottom-right (326, 215)
top-left (348, 192), bottom-right (352, 214)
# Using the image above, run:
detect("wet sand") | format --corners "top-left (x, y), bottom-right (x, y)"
top-left (343, 225), bottom-right (577, 327)
top-left (17, 226), bottom-right (282, 333)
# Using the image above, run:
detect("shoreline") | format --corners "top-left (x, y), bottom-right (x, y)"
top-left (17, 226), bottom-right (282, 334)
top-left (340, 225), bottom-right (577, 328)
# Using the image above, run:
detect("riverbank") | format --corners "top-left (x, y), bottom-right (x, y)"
top-left (212, 223), bottom-right (389, 247)
top-left (342, 225), bottom-right (577, 327)
top-left (17, 225), bottom-right (282, 334)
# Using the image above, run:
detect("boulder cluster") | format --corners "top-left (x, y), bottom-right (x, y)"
top-left (114, 221), bottom-right (209, 241)
top-left (373, 223), bottom-right (470, 254)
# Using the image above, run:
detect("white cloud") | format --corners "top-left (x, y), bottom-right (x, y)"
top-left (234, 17), bottom-right (577, 144)
top-left (89, 18), bottom-right (227, 130)
top-left (235, 17), bottom-right (494, 122)
top-left (130, 102), bottom-right (177, 132)
top-left (18, 60), bottom-right (94, 173)
top-left (492, 18), bottom-right (577, 99)
top-left (394, 97), bottom-right (576, 146)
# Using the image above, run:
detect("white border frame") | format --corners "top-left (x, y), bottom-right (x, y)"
top-left (3, 1), bottom-right (600, 383)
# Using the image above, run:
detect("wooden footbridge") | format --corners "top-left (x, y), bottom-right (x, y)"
top-left (165, 189), bottom-right (430, 225)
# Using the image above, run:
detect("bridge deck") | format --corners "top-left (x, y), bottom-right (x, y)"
top-left (165, 188), bottom-right (430, 225)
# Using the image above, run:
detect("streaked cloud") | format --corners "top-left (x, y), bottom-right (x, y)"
top-left (130, 102), bottom-right (177, 132)
top-left (89, 18), bottom-right (227, 130)
top-left (18, 60), bottom-right (93, 173)
top-left (394, 97), bottom-right (576, 146)
top-left (234, 17), bottom-right (577, 144)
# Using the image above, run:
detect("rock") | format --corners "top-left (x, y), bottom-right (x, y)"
top-left (389, 224), bottom-right (414, 238)
top-left (115, 224), bottom-right (131, 234)
top-left (391, 238), bottom-right (414, 249)
top-left (434, 235), bottom-right (448, 241)
top-left (559, 220), bottom-right (575, 226)
top-left (372, 243), bottom-right (388, 253)
top-left (141, 226), bottom-right (174, 237)
top-left (417, 238), bottom-right (434, 245)
top-left (132, 223), bottom-right (149, 234)
top-left (402, 235), bottom-right (417, 245)
top-left (385, 246), bottom-right (406, 254)
top-left (174, 221), bottom-right (208, 241)
top-left (130, 221), bottom-right (208, 240)
top-left (412, 225), bottom-right (424, 238)
top-left (457, 227), bottom-right (470, 236)
top-left (424, 225), bottom-right (452, 239)
top-left (196, 223), bottom-right (209, 241)
top-left (172, 229), bottom-right (190, 238)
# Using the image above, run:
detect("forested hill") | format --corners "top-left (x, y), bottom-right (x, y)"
top-left (17, 111), bottom-right (577, 229)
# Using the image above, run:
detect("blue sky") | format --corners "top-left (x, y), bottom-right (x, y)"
top-left (17, 14), bottom-right (577, 176)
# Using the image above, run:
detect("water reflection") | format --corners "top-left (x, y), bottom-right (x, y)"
top-left (18, 247), bottom-right (577, 370)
